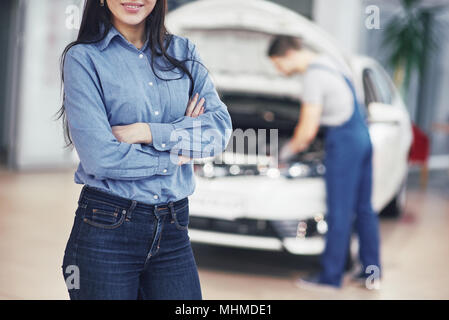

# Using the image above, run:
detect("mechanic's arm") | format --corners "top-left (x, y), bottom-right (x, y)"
top-left (290, 102), bottom-right (323, 153)
top-left (280, 66), bottom-right (325, 161)
top-left (63, 49), bottom-right (180, 180)
top-left (279, 102), bottom-right (322, 161)
top-left (146, 40), bottom-right (233, 159)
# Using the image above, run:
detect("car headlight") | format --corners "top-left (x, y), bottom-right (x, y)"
top-left (197, 162), bottom-right (228, 178)
top-left (194, 159), bottom-right (325, 179)
top-left (203, 162), bottom-right (214, 178)
top-left (229, 164), bottom-right (240, 175)
top-left (287, 163), bottom-right (311, 178)
top-left (316, 163), bottom-right (326, 175)
top-left (317, 220), bottom-right (328, 234)
top-left (284, 161), bottom-right (326, 179)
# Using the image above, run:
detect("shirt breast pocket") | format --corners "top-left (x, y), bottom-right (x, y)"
top-left (168, 76), bottom-right (191, 121)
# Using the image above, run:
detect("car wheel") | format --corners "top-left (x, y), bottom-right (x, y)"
top-left (379, 176), bottom-right (407, 219)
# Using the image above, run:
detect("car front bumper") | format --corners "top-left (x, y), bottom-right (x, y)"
top-left (188, 175), bottom-right (328, 255)
top-left (188, 229), bottom-right (325, 255)
top-left (189, 175), bottom-right (327, 220)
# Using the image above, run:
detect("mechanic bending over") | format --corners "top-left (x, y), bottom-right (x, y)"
top-left (267, 35), bottom-right (381, 289)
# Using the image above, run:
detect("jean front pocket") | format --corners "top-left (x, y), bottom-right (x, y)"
top-left (82, 199), bottom-right (126, 230)
top-left (172, 203), bottom-right (189, 231)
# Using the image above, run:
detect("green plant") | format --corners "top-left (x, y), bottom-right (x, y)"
top-left (383, 0), bottom-right (438, 99)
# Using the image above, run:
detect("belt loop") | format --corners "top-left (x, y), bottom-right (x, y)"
top-left (168, 201), bottom-right (175, 220)
top-left (126, 200), bottom-right (137, 220)
top-left (153, 204), bottom-right (160, 219)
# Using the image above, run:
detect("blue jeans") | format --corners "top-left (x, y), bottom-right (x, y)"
top-left (61, 185), bottom-right (202, 300)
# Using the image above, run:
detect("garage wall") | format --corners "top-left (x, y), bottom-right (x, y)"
top-left (313, 0), bottom-right (363, 54)
top-left (167, 0), bottom-right (314, 18)
top-left (426, 9), bottom-right (449, 159)
top-left (14, 0), bottom-right (80, 170)
top-left (0, 0), bottom-right (15, 166)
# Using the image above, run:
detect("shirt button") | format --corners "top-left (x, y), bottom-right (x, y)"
top-left (153, 195), bottom-right (159, 200)
top-left (122, 209), bottom-right (126, 214)
top-left (163, 169), bottom-right (167, 173)
top-left (161, 143), bottom-right (166, 148)
top-left (139, 54), bottom-right (144, 59)
top-left (148, 82), bottom-right (153, 86)
top-left (154, 111), bottom-right (159, 116)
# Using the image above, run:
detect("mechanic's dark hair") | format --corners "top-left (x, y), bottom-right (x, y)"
top-left (267, 35), bottom-right (303, 57)
top-left (55, 0), bottom-right (205, 148)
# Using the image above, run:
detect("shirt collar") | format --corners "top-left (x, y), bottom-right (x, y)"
top-left (97, 23), bottom-right (120, 51)
top-left (97, 22), bottom-right (149, 52)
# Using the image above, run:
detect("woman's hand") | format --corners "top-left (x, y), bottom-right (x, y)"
top-left (111, 123), bottom-right (152, 144)
top-left (185, 93), bottom-right (205, 117)
top-left (176, 93), bottom-right (205, 164)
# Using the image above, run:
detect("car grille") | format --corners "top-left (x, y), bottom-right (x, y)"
top-left (189, 216), bottom-right (278, 237)
top-left (189, 216), bottom-right (322, 238)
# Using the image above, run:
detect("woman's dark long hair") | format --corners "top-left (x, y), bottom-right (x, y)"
top-left (55, 0), bottom-right (201, 148)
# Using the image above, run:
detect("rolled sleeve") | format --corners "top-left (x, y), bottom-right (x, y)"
top-left (147, 122), bottom-right (177, 151)
top-left (148, 39), bottom-right (233, 158)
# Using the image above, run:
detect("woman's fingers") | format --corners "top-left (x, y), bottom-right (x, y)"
top-left (185, 93), bottom-right (199, 117)
top-left (185, 93), bottom-right (206, 118)
top-left (191, 97), bottom-right (205, 118)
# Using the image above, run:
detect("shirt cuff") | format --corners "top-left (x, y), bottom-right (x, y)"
top-left (148, 122), bottom-right (177, 151)
top-left (157, 150), bottom-right (179, 175)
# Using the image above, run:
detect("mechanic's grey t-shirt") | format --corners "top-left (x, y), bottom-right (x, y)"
top-left (302, 54), bottom-right (354, 126)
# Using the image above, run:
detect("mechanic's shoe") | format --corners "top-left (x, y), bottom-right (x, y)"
top-left (294, 273), bottom-right (340, 292)
top-left (350, 270), bottom-right (382, 290)
top-left (351, 270), bottom-right (367, 283)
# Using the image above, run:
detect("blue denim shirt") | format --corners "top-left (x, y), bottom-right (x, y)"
top-left (63, 25), bottom-right (232, 204)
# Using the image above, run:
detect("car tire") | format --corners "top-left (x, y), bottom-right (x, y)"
top-left (379, 176), bottom-right (407, 219)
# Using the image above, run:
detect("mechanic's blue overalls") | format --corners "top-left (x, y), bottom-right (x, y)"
top-left (308, 63), bottom-right (381, 287)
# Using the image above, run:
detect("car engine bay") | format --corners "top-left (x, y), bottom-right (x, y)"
top-left (193, 92), bottom-right (326, 179)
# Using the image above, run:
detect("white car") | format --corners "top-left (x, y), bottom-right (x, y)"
top-left (167, 0), bottom-right (413, 255)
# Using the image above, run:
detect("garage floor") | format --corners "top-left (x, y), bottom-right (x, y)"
top-left (0, 168), bottom-right (448, 299)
